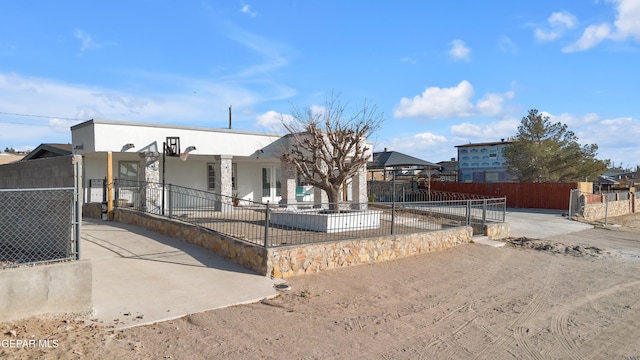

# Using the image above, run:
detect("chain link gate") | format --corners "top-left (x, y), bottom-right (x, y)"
top-left (0, 188), bottom-right (78, 268)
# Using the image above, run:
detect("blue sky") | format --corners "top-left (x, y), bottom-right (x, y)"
top-left (1, 0), bottom-right (639, 168)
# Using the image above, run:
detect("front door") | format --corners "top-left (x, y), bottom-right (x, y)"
top-left (261, 166), bottom-right (281, 204)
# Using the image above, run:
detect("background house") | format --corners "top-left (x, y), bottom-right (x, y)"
top-left (456, 140), bottom-right (513, 183)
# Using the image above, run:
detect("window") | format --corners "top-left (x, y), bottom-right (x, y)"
top-left (118, 161), bottom-right (139, 181)
top-left (207, 163), bottom-right (215, 190)
top-left (232, 163), bottom-right (237, 190)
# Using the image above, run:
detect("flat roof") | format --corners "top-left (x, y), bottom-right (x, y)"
top-left (455, 141), bottom-right (512, 148)
top-left (70, 118), bottom-right (284, 137)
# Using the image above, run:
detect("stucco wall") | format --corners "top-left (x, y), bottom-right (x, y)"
top-left (113, 208), bottom-right (473, 279)
top-left (0, 260), bottom-right (93, 322)
top-left (0, 155), bottom-right (81, 188)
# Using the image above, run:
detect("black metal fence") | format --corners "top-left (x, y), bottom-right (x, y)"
top-left (110, 180), bottom-right (506, 248)
top-left (1, 188), bottom-right (80, 269)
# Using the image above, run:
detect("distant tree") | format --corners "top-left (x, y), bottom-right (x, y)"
top-left (3, 146), bottom-right (16, 154)
top-left (504, 109), bottom-right (608, 182)
top-left (280, 95), bottom-right (385, 210)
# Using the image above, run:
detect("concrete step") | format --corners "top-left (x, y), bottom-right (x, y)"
top-left (471, 236), bottom-right (506, 248)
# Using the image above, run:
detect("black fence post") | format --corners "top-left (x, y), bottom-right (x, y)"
top-left (264, 201), bottom-right (270, 248)
top-left (102, 176), bottom-right (107, 203)
top-left (114, 179), bottom-right (119, 207)
top-left (168, 184), bottom-right (173, 218)
top-left (466, 200), bottom-right (471, 226)
top-left (482, 198), bottom-right (487, 230)
top-left (391, 201), bottom-right (396, 235)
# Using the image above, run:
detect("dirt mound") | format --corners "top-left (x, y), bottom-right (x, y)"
top-left (507, 237), bottom-right (606, 257)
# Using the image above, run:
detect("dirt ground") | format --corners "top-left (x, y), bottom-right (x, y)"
top-left (2, 214), bottom-right (640, 359)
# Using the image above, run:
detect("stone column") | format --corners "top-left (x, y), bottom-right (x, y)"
top-left (351, 165), bottom-right (368, 210)
top-left (279, 160), bottom-right (297, 208)
top-left (139, 152), bottom-right (160, 213)
top-left (214, 155), bottom-right (233, 212)
top-left (313, 187), bottom-right (328, 209)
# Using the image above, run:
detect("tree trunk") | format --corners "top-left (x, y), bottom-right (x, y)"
top-left (326, 187), bottom-right (342, 212)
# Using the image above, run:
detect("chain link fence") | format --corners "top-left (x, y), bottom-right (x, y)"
top-left (0, 188), bottom-right (79, 268)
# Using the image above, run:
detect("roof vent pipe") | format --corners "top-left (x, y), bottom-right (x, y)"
top-left (229, 105), bottom-right (232, 129)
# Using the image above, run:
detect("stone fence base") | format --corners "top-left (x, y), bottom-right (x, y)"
top-left (582, 199), bottom-right (639, 221)
top-left (112, 208), bottom-right (474, 279)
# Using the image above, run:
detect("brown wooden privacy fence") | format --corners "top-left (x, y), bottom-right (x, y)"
top-left (429, 182), bottom-right (583, 210)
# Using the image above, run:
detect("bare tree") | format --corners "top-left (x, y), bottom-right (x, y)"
top-left (281, 95), bottom-right (385, 211)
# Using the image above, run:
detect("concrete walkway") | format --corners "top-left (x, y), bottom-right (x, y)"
top-left (505, 208), bottom-right (593, 239)
top-left (81, 219), bottom-right (279, 329)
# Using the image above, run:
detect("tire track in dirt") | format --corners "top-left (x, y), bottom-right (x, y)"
top-left (414, 250), bottom-right (515, 359)
top-left (583, 298), bottom-right (640, 359)
top-left (549, 280), bottom-right (640, 360)
top-left (373, 249), bottom-right (511, 359)
top-left (474, 257), bottom-right (558, 360)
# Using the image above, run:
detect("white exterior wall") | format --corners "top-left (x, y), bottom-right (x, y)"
top-left (74, 120), bottom-right (287, 204)
top-left (72, 119), bottom-right (281, 157)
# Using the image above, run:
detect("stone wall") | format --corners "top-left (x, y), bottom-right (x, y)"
top-left (485, 222), bottom-right (510, 240)
top-left (112, 208), bottom-right (473, 278)
top-left (83, 203), bottom-right (103, 219)
top-left (583, 199), bottom-right (631, 221)
top-left (268, 227), bottom-right (473, 278)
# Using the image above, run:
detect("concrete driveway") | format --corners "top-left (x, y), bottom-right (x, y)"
top-left (81, 219), bottom-right (279, 329)
top-left (505, 208), bottom-right (593, 239)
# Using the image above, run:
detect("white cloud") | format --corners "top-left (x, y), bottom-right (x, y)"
top-left (578, 116), bottom-right (640, 165)
top-left (400, 56), bottom-right (416, 64)
top-left (0, 71), bottom-right (293, 141)
top-left (534, 11), bottom-right (578, 41)
top-left (381, 132), bottom-right (451, 162)
top-left (49, 118), bottom-right (74, 133)
top-left (221, 25), bottom-right (291, 79)
top-left (240, 4), bottom-right (257, 17)
top-left (549, 11), bottom-right (578, 29)
top-left (498, 36), bottom-right (518, 54)
top-left (450, 117), bottom-right (519, 141)
top-left (255, 110), bottom-right (294, 133)
top-left (544, 111), bottom-right (601, 127)
top-left (563, 23), bottom-right (613, 52)
top-left (448, 39), bottom-right (471, 61)
top-left (74, 29), bottom-right (99, 52)
top-left (564, 0), bottom-right (640, 52)
top-left (394, 81), bottom-right (514, 119)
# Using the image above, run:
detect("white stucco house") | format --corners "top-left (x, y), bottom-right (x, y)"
top-left (71, 119), bottom-right (368, 208)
